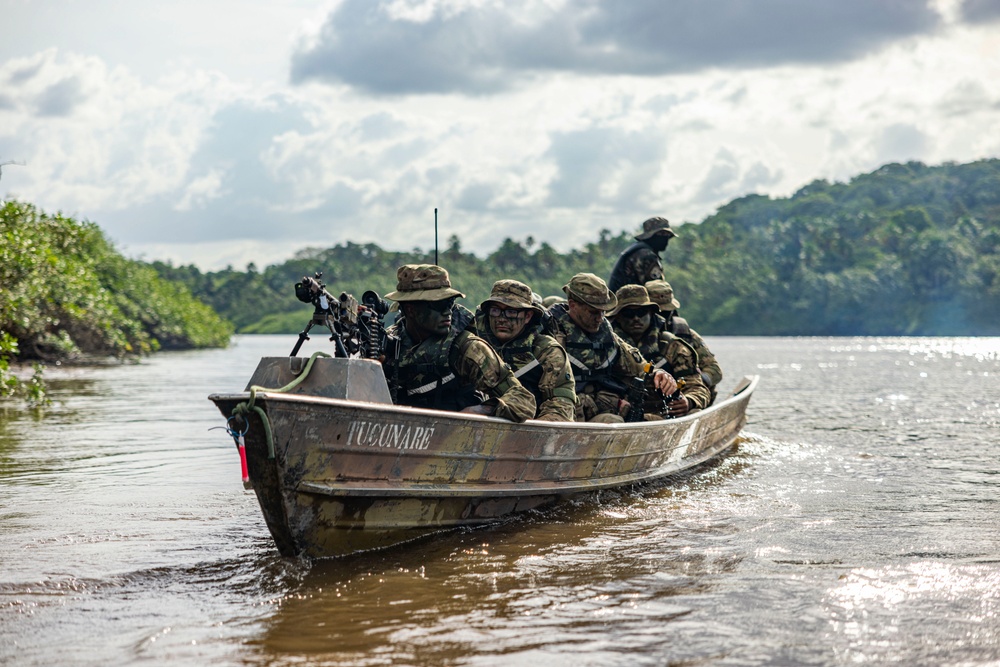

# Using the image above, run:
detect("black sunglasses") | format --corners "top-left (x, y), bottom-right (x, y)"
top-left (424, 297), bottom-right (457, 313)
top-left (619, 308), bottom-right (650, 319)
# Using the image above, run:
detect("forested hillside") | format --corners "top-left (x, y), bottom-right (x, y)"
top-left (156, 159), bottom-right (1000, 336)
top-left (674, 160), bottom-right (1000, 334)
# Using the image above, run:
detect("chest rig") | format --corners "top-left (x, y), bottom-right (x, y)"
top-left (387, 320), bottom-right (481, 411)
top-left (549, 305), bottom-right (620, 393)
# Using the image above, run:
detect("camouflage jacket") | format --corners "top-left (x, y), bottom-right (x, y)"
top-left (452, 303), bottom-right (476, 334)
top-left (667, 315), bottom-right (722, 403)
top-left (613, 316), bottom-right (711, 412)
top-left (546, 303), bottom-right (647, 397)
top-left (384, 317), bottom-right (536, 422)
top-left (608, 241), bottom-right (665, 292)
top-left (474, 311), bottom-right (576, 422)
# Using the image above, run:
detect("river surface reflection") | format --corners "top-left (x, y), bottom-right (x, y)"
top-left (1, 335), bottom-right (999, 665)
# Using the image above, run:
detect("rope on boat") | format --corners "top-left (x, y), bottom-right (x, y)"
top-left (231, 403), bottom-right (275, 459)
top-left (231, 351), bottom-right (331, 459)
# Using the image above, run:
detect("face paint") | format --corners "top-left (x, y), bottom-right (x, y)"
top-left (406, 301), bottom-right (453, 339)
top-left (616, 308), bottom-right (652, 337)
top-left (568, 299), bottom-right (604, 333)
top-left (489, 307), bottom-right (531, 342)
top-left (425, 297), bottom-right (457, 313)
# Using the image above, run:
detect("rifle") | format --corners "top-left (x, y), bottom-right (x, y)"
top-left (289, 272), bottom-right (390, 360)
top-left (624, 362), bottom-right (652, 423)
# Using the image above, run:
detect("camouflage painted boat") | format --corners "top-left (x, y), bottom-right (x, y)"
top-left (209, 356), bottom-right (758, 558)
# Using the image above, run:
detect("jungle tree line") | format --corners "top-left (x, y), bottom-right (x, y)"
top-left (154, 159), bottom-right (1000, 336)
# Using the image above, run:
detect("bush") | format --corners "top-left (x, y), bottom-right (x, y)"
top-left (0, 200), bottom-right (233, 365)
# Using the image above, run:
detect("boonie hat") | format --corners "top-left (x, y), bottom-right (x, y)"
top-left (480, 279), bottom-right (544, 315)
top-left (563, 273), bottom-right (617, 312)
top-left (635, 216), bottom-right (678, 241)
top-left (384, 264), bottom-right (465, 302)
top-left (542, 295), bottom-right (567, 308)
top-left (608, 285), bottom-right (659, 318)
top-left (645, 280), bottom-right (681, 312)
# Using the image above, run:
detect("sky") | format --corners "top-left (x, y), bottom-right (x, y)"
top-left (1, 0), bottom-right (999, 271)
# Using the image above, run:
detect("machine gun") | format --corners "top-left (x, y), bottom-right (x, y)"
top-left (624, 363), bottom-right (687, 421)
top-left (290, 272), bottom-right (390, 359)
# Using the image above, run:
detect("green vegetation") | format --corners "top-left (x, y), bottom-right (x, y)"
top-left (0, 332), bottom-right (48, 406)
top-left (158, 159), bottom-right (1000, 336)
top-left (150, 231), bottom-right (633, 336)
top-left (673, 159), bottom-right (1000, 335)
top-left (4, 158), bottom-right (995, 374)
top-left (0, 201), bottom-right (233, 377)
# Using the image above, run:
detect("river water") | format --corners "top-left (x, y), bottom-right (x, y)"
top-left (1, 335), bottom-right (998, 666)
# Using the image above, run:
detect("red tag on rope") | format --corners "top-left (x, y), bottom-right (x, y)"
top-left (237, 435), bottom-right (251, 490)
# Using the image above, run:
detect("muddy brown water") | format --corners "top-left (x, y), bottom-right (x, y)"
top-left (2, 335), bottom-right (999, 665)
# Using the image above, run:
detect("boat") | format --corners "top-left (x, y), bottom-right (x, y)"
top-left (209, 354), bottom-right (757, 558)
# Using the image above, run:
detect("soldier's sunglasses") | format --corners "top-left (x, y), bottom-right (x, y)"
top-left (488, 307), bottom-right (526, 320)
top-left (619, 308), bottom-right (650, 319)
top-left (425, 297), bottom-right (457, 313)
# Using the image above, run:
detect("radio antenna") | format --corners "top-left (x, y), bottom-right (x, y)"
top-left (434, 208), bottom-right (439, 266)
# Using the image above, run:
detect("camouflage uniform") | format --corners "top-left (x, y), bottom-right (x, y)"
top-left (610, 285), bottom-right (711, 416)
top-left (646, 280), bottom-right (723, 404)
top-left (382, 265), bottom-right (536, 422)
top-left (668, 317), bottom-right (721, 400)
top-left (452, 302), bottom-right (476, 334)
top-left (608, 217), bottom-right (677, 292)
top-left (547, 274), bottom-right (649, 422)
top-left (476, 280), bottom-right (576, 422)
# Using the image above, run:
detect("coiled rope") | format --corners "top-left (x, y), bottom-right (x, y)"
top-left (231, 351), bottom-right (331, 459)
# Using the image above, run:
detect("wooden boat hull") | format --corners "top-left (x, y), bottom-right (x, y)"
top-left (210, 358), bottom-right (757, 558)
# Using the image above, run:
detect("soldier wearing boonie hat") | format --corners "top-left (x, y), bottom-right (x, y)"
top-left (381, 265), bottom-right (535, 422)
top-left (644, 280), bottom-right (723, 405)
top-left (607, 284), bottom-right (659, 319)
top-left (474, 279), bottom-right (576, 422)
top-left (562, 272), bottom-right (618, 311)
top-left (643, 280), bottom-right (681, 313)
top-left (610, 285), bottom-right (710, 419)
top-left (608, 216), bottom-right (677, 292)
top-left (384, 263), bottom-right (476, 330)
top-left (546, 273), bottom-right (676, 423)
top-left (542, 295), bottom-right (566, 309)
top-left (384, 264), bottom-right (465, 302)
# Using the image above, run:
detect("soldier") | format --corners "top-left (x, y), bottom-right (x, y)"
top-left (609, 285), bottom-right (711, 418)
top-left (382, 264), bottom-right (536, 422)
top-left (389, 295), bottom-right (475, 333)
top-left (542, 295), bottom-right (566, 308)
top-left (608, 216), bottom-right (677, 292)
top-left (547, 273), bottom-right (676, 423)
top-left (475, 280), bottom-right (576, 421)
top-left (645, 280), bottom-right (723, 405)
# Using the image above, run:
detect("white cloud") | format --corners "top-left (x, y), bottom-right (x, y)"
top-left (175, 168), bottom-right (227, 211)
top-left (0, 50), bottom-right (243, 213)
top-left (0, 0), bottom-right (323, 85)
top-left (291, 0), bottom-right (943, 94)
top-left (1, 1), bottom-right (999, 271)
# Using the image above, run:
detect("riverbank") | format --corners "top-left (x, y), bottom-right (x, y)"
top-left (1, 200), bottom-right (232, 373)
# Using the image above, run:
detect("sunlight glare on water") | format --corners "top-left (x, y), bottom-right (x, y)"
top-left (1, 336), bottom-right (999, 665)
